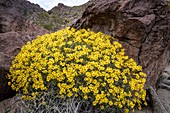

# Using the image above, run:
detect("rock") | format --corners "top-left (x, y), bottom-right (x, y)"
top-left (0, 32), bottom-right (27, 70)
top-left (0, 65), bottom-right (16, 103)
top-left (157, 89), bottom-right (170, 113)
top-left (156, 64), bottom-right (170, 113)
top-left (157, 66), bottom-right (170, 90)
top-left (156, 63), bottom-right (170, 89)
top-left (148, 86), bottom-right (168, 113)
top-left (0, 6), bottom-right (47, 33)
top-left (0, 0), bottom-right (45, 18)
top-left (0, 32), bottom-right (24, 102)
top-left (72, 0), bottom-right (170, 88)
top-left (0, 0), bottom-right (49, 101)
top-left (0, 96), bottom-right (22, 113)
top-left (0, 31), bottom-right (48, 102)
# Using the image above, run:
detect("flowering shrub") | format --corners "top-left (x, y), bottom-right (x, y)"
top-left (8, 27), bottom-right (147, 113)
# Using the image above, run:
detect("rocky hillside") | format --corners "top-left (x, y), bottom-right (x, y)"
top-left (0, 0), bottom-right (46, 33)
top-left (0, 0), bottom-right (91, 32)
top-left (0, 0), bottom-right (45, 18)
top-left (31, 2), bottom-right (92, 31)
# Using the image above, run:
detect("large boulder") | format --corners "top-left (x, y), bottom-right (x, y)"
top-left (72, 0), bottom-right (170, 88)
top-left (0, 2), bottom-right (49, 101)
top-left (0, 32), bottom-right (24, 101)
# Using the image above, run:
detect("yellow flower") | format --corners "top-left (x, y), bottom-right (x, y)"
top-left (84, 95), bottom-right (88, 100)
top-left (101, 105), bottom-right (105, 110)
top-left (67, 41), bottom-right (73, 45)
top-left (124, 108), bottom-right (129, 113)
top-left (92, 101), bottom-right (97, 106)
top-left (118, 103), bottom-right (123, 108)
top-left (8, 27), bottom-right (147, 113)
top-left (109, 101), bottom-right (113, 106)
top-left (67, 92), bottom-right (73, 97)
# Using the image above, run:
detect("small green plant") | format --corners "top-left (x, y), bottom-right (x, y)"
top-left (43, 22), bottom-right (53, 30)
top-left (8, 27), bottom-right (147, 113)
top-left (37, 12), bottom-right (50, 19)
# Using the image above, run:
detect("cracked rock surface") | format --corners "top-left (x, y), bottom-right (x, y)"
top-left (72, 0), bottom-right (170, 88)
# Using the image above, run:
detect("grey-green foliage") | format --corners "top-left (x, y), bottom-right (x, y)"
top-left (19, 91), bottom-right (101, 113)
top-left (19, 91), bottom-right (122, 113)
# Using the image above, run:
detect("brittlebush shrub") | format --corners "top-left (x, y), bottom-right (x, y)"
top-left (8, 27), bottom-right (147, 113)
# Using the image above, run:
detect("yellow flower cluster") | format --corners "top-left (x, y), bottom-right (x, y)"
top-left (8, 27), bottom-right (147, 112)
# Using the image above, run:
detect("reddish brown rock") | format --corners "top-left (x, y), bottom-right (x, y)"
top-left (72, 0), bottom-right (170, 88)
top-left (0, 30), bottom-right (48, 102)
top-left (0, 1), bottom-right (49, 101)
